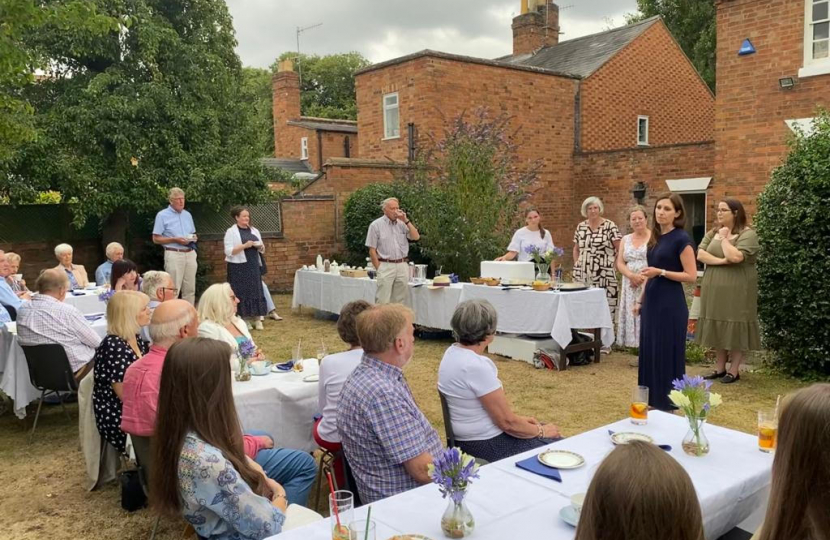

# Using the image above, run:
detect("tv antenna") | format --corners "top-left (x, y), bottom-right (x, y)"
top-left (296, 22), bottom-right (323, 86)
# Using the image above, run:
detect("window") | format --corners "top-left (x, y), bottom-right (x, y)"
top-left (801, 0), bottom-right (830, 77)
top-left (301, 137), bottom-right (308, 160)
top-left (383, 93), bottom-right (400, 139)
top-left (637, 116), bottom-right (649, 146)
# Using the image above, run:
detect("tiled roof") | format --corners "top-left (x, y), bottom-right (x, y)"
top-left (260, 157), bottom-right (313, 174)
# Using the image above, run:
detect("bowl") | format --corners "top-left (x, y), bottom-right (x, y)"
top-left (470, 277), bottom-right (486, 285)
top-left (249, 361), bottom-right (270, 376)
top-left (532, 281), bottom-right (551, 291)
top-left (483, 277), bottom-right (501, 286)
top-left (570, 492), bottom-right (586, 515)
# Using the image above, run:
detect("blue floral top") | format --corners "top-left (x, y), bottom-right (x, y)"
top-left (178, 433), bottom-right (285, 540)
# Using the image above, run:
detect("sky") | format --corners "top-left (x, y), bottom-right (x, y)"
top-left (225, 0), bottom-right (639, 69)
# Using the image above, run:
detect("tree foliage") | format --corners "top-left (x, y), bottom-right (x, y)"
top-left (1, 0), bottom-right (272, 232)
top-left (241, 66), bottom-right (275, 156)
top-left (755, 111), bottom-right (830, 379)
top-left (627, 0), bottom-right (716, 90)
top-left (273, 51), bottom-right (370, 120)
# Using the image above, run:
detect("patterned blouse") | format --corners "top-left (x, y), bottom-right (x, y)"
top-left (179, 433), bottom-right (285, 540)
top-left (573, 219), bottom-right (622, 317)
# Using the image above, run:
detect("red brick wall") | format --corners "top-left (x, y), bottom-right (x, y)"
top-left (580, 22), bottom-right (715, 152)
top-left (1, 239), bottom-right (104, 287)
top-left (319, 131), bottom-right (359, 166)
top-left (272, 71), bottom-right (303, 159)
top-left (512, 2), bottom-right (560, 55)
top-left (714, 0), bottom-right (830, 219)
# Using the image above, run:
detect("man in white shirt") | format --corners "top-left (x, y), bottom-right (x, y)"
top-left (365, 197), bottom-right (420, 304)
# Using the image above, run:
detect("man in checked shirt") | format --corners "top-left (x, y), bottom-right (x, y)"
top-left (365, 197), bottom-right (420, 304)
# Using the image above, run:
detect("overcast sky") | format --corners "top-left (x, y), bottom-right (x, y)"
top-left (225, 0), bottom-right (639, 69)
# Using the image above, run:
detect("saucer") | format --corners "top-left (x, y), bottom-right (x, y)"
top-left (559, 505), bottom-right (580, 527)
top-left (538, 449), bottom-right (585, 469)
top-left (302, 374), bottom-right (319, 383)
top-left (611, 431), bottom-right (654, 445)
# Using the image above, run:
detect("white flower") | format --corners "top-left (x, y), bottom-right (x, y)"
top-left (709, 393), bottom-right (723, 407)
top-left (427, 463), bottom-right (435, 476)
top-left (669, 390), bottom-right (691, 408)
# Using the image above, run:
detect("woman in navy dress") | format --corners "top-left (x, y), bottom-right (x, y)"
top-left (634, 194), bottom-right (698, 411)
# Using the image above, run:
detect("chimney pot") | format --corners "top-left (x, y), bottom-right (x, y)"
top-left (512, 1), bottom-right (559, 55)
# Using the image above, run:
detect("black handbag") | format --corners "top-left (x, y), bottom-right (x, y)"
top-left (259, 252), bottom-right (267, 276)
top-left (119, 468), bottom-right (147, 511)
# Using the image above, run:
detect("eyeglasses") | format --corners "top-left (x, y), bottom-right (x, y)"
top-left (161, 287), bottom-right (179, 294)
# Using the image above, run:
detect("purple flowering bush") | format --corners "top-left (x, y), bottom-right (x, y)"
top-left (428, 447), bottom-right (480, 504)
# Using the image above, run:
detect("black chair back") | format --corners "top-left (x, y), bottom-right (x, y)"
top-left (2, 303), bottom-right (16, 321)
top-left (21, 344), bottom-right (77, 393)
top-left (438, 390), bottom-right (456, 448)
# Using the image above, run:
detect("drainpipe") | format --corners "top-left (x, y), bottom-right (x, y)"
top-left (317, 129), bottom-right (323, 172)
top-left (407, 123), bottom-right (416, 163)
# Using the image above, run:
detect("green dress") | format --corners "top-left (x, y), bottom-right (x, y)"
top-left (695, 228), bottom-right (761, 350)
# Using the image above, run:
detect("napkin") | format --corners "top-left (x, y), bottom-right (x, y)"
top-left (84, 314), bottom-right (104, 322)
top-left (275, 361), bottom-right (294, 371)
top-left (515, 455), bottom-right (562, 482)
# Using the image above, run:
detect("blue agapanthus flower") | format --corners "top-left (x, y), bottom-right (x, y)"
top-left (428, 447), bottom-right (480, 504)
top-left (237, 338), bottom-right (257, 360)
top-left (98, 289), bottom-right (115, 303)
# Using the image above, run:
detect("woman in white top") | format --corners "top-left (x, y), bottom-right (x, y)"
top-left (615, 205), bottom-right (651, 349)
top-left (438, 299), bottom-right (562, 463)
top-left (224, 206), bottom-right (268, 330)
top-left (495, 208), bottom-right (555, 262)
top-left (197, 282), bottom-right (263, 368)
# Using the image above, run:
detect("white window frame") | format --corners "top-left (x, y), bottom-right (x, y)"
top-left (637, 115), bottom-right (649, 146)
top-left (300, 137), bottom-right (308, 160)
top-left (383, 92), bottom-right (400, 140)
top-left (800, 0), bottom-right (830, 78)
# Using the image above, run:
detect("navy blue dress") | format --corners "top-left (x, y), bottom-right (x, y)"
top-left (638, 228), bottom-right (693, 411)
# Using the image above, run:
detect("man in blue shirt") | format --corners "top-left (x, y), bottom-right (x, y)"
top-left (0, 250), bottom-right (29, 321)
top-left (152, 187), bottom-right (198, 304)
top-left (94, 242), bottom-right (124, 286)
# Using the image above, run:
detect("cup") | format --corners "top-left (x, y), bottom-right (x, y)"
top-left (757, 409), bottom-right (778, 453)
top-left (570, 492), bottom-right (586, 515)
top-left (630, 386), bottom-right (649, 425)
top-left (186, 233), bottom-right (197, 241)
top-left (348, 519), bottom-right (376, 540)
top-left (12, 274), bottom-right (22, 280)
top-left (329, 490), bottom-right (354, 540)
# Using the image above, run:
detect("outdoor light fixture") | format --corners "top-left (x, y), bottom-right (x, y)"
top-left (632, 181), bottom-right (647, 203)
top-left (779, 77), bottom-right (796, 90)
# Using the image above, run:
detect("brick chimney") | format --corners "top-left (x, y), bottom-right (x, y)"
top-left (272, 60), bottom-right (301, 157)
top-left (512, 0), bottom-right (560, 55)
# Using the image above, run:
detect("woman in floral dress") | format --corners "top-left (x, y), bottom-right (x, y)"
top-left (615, 206), bottom-right (650, 348)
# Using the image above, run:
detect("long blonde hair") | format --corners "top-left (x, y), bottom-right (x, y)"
top-left (106, 290), bottom-right (149, 341)
top-left (575, 441), bottom-right (704, 540)
top-left (198, 283), bottom-right (236, 326)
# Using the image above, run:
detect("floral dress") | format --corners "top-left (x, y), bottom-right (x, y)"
top-left (573, 219), bottom-right (622, 319)
top-left (616, 234), bottom-right (648, 347)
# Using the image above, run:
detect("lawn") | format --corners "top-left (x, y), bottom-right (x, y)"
top-left (0, 294), bottom-right (809, 540)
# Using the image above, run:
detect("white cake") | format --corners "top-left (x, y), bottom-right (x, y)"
top-left (480, 261), bottom-right (535, 282)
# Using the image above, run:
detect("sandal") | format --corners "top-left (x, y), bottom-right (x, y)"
top-left (721, 373), bottom-right (741, 384)
top-left (703, 370), bottom-right (726, 380)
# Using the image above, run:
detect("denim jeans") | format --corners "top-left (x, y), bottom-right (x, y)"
top-left (246, 430), bottom-right (317, 507)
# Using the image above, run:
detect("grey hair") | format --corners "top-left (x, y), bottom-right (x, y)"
top-left (451, 299), bottom-right (498, 346)
top-left (54, 243), bottom-right (73, 257)
top-left (168, 187), bottom-right (185, 200)
top-left (142, 270), bottom-right (171, 298)
top-left (149, 310), bottom-right (195, 344)
top-left (380, 197), bottom-right (399, 210)
top-left (105, 242), bottom-right (124, 259)
top-left (581, 196), bottom-right (605, 218)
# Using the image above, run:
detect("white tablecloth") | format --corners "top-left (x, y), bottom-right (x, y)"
top-left (268, 412), bottom-right (771, 540)
top-left (64, 291), bottom-right (107, 315)
top-left (0, 319), bottom-right (106, 418)
top-left (232, 359), bottom-right (320, 453)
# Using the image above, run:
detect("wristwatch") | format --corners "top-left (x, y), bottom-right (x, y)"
top-left (660, 269), bottom-right (667, 278)
top-left (404, 220), bottom-right (411, 225)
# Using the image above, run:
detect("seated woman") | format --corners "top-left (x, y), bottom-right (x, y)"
top-left (152, 338), bottom-right (322, 539)
top-left (437, 299), bottom-right (561, 462)
top-left (92, 290), bottom-right (151, 454)
top-left (575, 441), bottom-right (704, 540)
top-left (52, 243), bottom-right (89, 289)
top-left (5, 252), bottom-right (29, 294)
top-left (110, 259), bottom-right (140, 291)
top-left (752, 384), bottom-right (830, 540)
top-left (197, 283), bottom-right (262, 366)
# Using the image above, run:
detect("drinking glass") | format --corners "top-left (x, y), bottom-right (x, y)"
top-left (292, 341), bottom-right (304, 372)
top-left (630, 386), bottom-right (649, 425)
top-left (757, 409), bottom-right (778, 453)
top-left (348, 520), bottom-right (376, 540)
top-left (329, 490), bottom-right (354, 540)
top-left (317, 342), bottom-right (328, 362)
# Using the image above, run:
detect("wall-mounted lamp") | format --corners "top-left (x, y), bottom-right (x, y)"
top-left (632, 181), bottom-right (647, 203)
top-left (778, 77), bottom-right (796, 90)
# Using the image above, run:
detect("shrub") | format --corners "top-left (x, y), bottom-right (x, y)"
top-left (755, 111), bottom-right (830, 379)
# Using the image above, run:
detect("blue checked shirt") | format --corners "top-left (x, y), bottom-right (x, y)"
top-left (336, 354), bottom-right (443, 503)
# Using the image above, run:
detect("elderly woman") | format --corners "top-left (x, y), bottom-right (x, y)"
top-left (574, 197), bottom-right (622, 328)
top-left (92, 290), bottom-right (151, 454)
top-left (110, 259), bottom-right (140, 291)
top-left (4, 252), bottom-right (29, 294)
top-left (52, 243), bottom-right (89, 289)
top-left (197, 282), bottom-right (262, 367)
top-left (95, 242), bottom-right (124, 286)
top-left (495, 208), bottom-right (555, 262)
top-left (615, 206), bottom-right (650, 349)
top-left (224, 206), bottom-right (268, 330)
top-left (696, 198), bottom-right (760, 384)
top-left (438, 299), bottom-right (561, 462)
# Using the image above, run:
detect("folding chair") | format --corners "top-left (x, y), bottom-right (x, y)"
top-left (21, 344), bottom-right (77, 443)
top-left (132, 435), bottom-right (161, 540)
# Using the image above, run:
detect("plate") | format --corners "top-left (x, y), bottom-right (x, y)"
top-left (611, 432), bottom-right (654, 445)
top-left (303, 374), bottom-right (319, 383)
top-left (538, 449), bottom-right (585, 469)
top-left (559, 505), bottom-right (580, 527)
top-left (387, 536), bottom-right (435, 540)
top-left (251, 370), bottom-right (270, 376)
top-left (559, 282), bottom-right (587, 291)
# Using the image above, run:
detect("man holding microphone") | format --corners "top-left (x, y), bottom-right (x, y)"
top-left (365, 197), bottom-right (420, 304)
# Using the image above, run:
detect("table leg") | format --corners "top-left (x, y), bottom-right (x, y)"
top-left (593, 327), bottom-right (601, 363)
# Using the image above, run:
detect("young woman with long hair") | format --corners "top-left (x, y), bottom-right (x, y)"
top-left (753, 384), bottom-right (830, 540)
top-left (152, 338), bottom-right (288, 539)
top-left (495, 207), bottom-right (556, 262)
top-left (575, 440), bottom-right (704, 540)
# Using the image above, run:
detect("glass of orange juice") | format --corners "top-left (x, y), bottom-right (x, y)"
top-left (758, 409), bottom-right (777, 453)
top-left (630, 386), bottom-right (649, 425)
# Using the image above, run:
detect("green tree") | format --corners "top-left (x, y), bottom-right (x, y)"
top-left (2, 0), bottom-right (272, 244)
top-left (627, 0), bottom-right (716, 90)
top-left (241, 66), bottom-right (275, 155)
top-left (272, 51), bottom-right (370, 120)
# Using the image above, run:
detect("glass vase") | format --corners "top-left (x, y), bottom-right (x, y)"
top-left (535, 263), bottom-right (551, 283)
top-left (441, 498), bottom-right (475, 538)
top-left (682, 416), bottom-right (710, 457)
top-left (235, 356), bottom-right (251, 382)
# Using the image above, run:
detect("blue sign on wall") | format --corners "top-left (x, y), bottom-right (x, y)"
top-left (738, 39), bottom-right (756, 56)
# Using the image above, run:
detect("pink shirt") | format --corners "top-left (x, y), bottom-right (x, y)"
top-left (121, 344), bottom-right (267, 458)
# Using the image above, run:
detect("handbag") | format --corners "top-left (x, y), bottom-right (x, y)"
top-left (258, 252), bottom-right (268, 276)
top-left (119, 468), bottom-right (147, 511)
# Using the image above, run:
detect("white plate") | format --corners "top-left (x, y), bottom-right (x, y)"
top-left (611, 432), bottom-right (654, 445)
top-left (303, 374), bottom-right (319, 383)
top-left (559, 505), bottom-right (580, 527)
top-left (538, 449), bottom-right (585, 469)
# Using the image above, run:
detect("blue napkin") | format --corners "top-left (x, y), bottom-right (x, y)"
top-left (84, 314), bottom-right (104, 322)
top-left (515, 455), bottom-right (562, 482)
top-left (275, 361), bottom-right (294, 371)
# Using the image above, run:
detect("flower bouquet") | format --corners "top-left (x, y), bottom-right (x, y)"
top-left (235, 338), bottom-right (257, 382)
top-left (669, 375), bottom-right (723, 456)
top-left (98, 289), bottom-right (115, 303)
top-left (524, 245), bottom-right (565, 282)
top-left (429, 447), bottom-right (480, 538)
